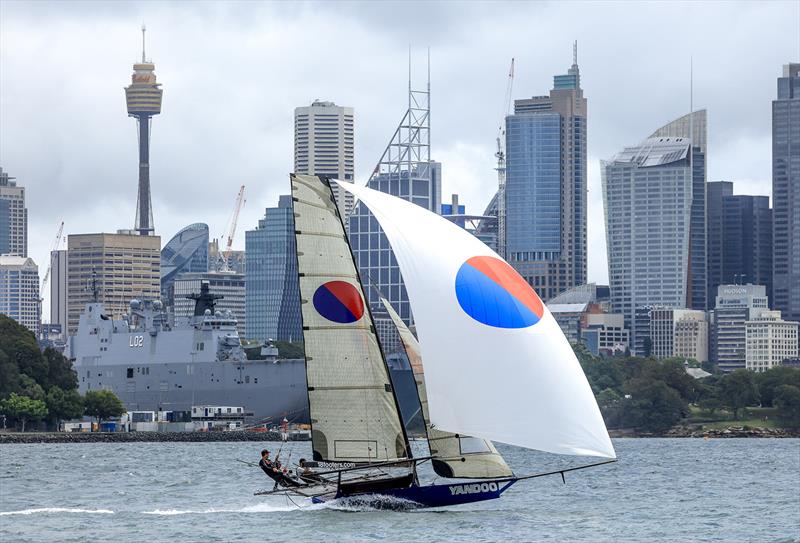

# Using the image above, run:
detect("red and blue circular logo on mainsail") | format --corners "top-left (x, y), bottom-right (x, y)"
top-left (313, 281), bottom-right (365, 324)
top-left (455, 256), bottom-right (544, 329)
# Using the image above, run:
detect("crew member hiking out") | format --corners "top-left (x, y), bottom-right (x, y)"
top-left (259, 449), bottom-right (301, 490)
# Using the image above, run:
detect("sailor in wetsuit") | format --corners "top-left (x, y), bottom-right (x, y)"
top-left (259, 449), bottom-right (301, 490)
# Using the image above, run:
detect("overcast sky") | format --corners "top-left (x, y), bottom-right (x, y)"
top-left (2, 0), bottom-right (798, 316)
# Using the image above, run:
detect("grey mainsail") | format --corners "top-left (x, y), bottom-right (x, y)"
top-left (291, 174), bottom-right (409, 463)
top-left (380, 298), bottom-right (512, 478)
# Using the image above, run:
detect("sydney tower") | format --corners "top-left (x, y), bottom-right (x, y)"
top-left (125, 26), bottom-right (162, 236)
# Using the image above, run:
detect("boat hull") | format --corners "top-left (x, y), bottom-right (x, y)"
top-left (312, 478), bottom-right (518, 509)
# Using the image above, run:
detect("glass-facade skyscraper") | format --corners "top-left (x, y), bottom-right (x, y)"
top-left (602, 136), bottom-right (705, 355)
top-left (245, 195), bottom-right (301, 342)
top-left (649, 110), bottom-right (708, 311)
top-left (772, 63), bottom-right (800, 322)
top-left (504, 54), bottom-right (586, 301)
top-left (160, 223), bottom-right (209, 304)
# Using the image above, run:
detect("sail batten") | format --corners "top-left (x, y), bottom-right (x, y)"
top-left (339, 181), bottom-right (616, 460)
top-left (291, 174), bottom-right (409, 463)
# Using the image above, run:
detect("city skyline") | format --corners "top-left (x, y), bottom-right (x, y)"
top-left (1, 1), bottom-right (797, 318)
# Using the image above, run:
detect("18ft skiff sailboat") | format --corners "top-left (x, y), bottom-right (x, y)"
top-left (257, 174), bottom-right (616, 508)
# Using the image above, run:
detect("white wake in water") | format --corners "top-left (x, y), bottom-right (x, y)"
top-left (0, 507), bottom-right (114, 516)
top-left (142, 501), bottom-right (302, 515)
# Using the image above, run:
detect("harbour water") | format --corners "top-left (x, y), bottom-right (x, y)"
top-left (1, 438), bottom-right (798, 542)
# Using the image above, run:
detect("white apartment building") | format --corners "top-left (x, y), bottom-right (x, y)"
top-left (745, 311), bottom-right (799, 372)
top-left (650, 308), bottom-right (708, 362)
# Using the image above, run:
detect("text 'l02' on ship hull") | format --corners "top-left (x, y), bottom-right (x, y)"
top-left (67, 281), bottom-right (309, 424)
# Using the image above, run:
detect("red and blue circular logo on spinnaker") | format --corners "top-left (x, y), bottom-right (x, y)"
top-left (313, 281), bottom-right (365, 324)
top-left (455, 256), bottom-right (544, 328)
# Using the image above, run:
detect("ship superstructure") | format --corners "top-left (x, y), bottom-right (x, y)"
top-left (68, 281), bottom-right (308, 423)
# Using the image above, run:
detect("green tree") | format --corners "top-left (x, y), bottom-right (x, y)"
top-left (0, 350), bottom-right (21, 399)
top-left (46, 387), bottom-right (84, 427)
top-left (18, 375), bottom-right (46, 402)
top-left (0, 316), bottom-right (48, 387)
top-left (756, 367), bottom-right (800, 407)
top-left (773, 385), bottom-right (800, 428)
top-left (83, 390), bottom-right (126, 426)
top-left (643, 358), bottom-right (698, 402)
top-left (596, 388), bottom-right (623, 428)
top-left (621, 378), bottom-right (687, 432)
top-left (0, 393), bottom-right (48, 432)
top-left (43, 348), bottom-right (78, 392)
top-left (718, 369), bottom-right (760, 420)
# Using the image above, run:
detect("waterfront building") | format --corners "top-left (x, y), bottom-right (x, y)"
top-left (583, 313), bottom-right (629, 357)
top-left (245, 195), bottom-right (301, 342)
top-left (649, 308), bottom-right (708, 363)
top-left (66, 232), bottom-right (161, 333)
top-left (173, 272), bottom-right (246, 337)
top-left (710, 284), bottom-right (769, 372)
top-left (125, 27), bottom-right (163, 236)
top-left (745, 310), bottom-right (799, 372)
top-left (505, 50), bottom-right (587, 301)
top-left (0, 255), bottom-right (39, 333)
top-left (349, 66), bottom-right (438, 325)
top-left (602, 120), bottom-right (706, 354)
top-left (160, 223), bottom-right (209, 303)
top-left (0, 166), bottom-right (27, 257)
top-left (546, 284), bottom-right (627, 356)
top-left (49, 249), bottom-right (68, 330)
top-left (772, 63), bottom-right (800, 322)
top-left (294, 100), bottom-right (355, 220)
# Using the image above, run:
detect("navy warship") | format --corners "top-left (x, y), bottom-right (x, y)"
top-left (67, 281), bottom-right (309, 423)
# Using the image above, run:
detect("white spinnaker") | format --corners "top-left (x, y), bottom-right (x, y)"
top-left (339, 181), bottom-right (616, 459)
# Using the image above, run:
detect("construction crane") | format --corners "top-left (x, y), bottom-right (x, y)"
top-left (39, 220), bottom-right (65, 326)
top-left (219, 185), bottom-right (246, 272)
top-left (495, 58), bottom-right (514, 258)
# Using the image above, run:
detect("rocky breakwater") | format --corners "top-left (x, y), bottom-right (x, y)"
top-left (664, 426), bottom-right (800, 438)
top-left (0, 431), bottom-right (310, 444)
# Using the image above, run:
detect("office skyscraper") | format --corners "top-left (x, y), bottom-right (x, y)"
top-left (245, 195), bottom-right (301, 342)
top-left (66, 232), bottom-right (161, 333)
top-left (602, 135), bottom-right (705, 354)
top-left (649, 110), bottom-right (708, 310)
top-left (722, 195), bottom-right (772, 296)
top-left (294, 100), bottom-right (355, 220)
top-left (707, 182), bottom-right (773, 303)
top-left (0, 167), bottom-right (27, 257)
top-left (707, 181), bottom-right (734, 308)
top-left (772, 63), bottom-right (800, 322)
top-left (125, 27), bottom-right (163, 236)
top-left (505, 48), bottom-right (587, 301)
